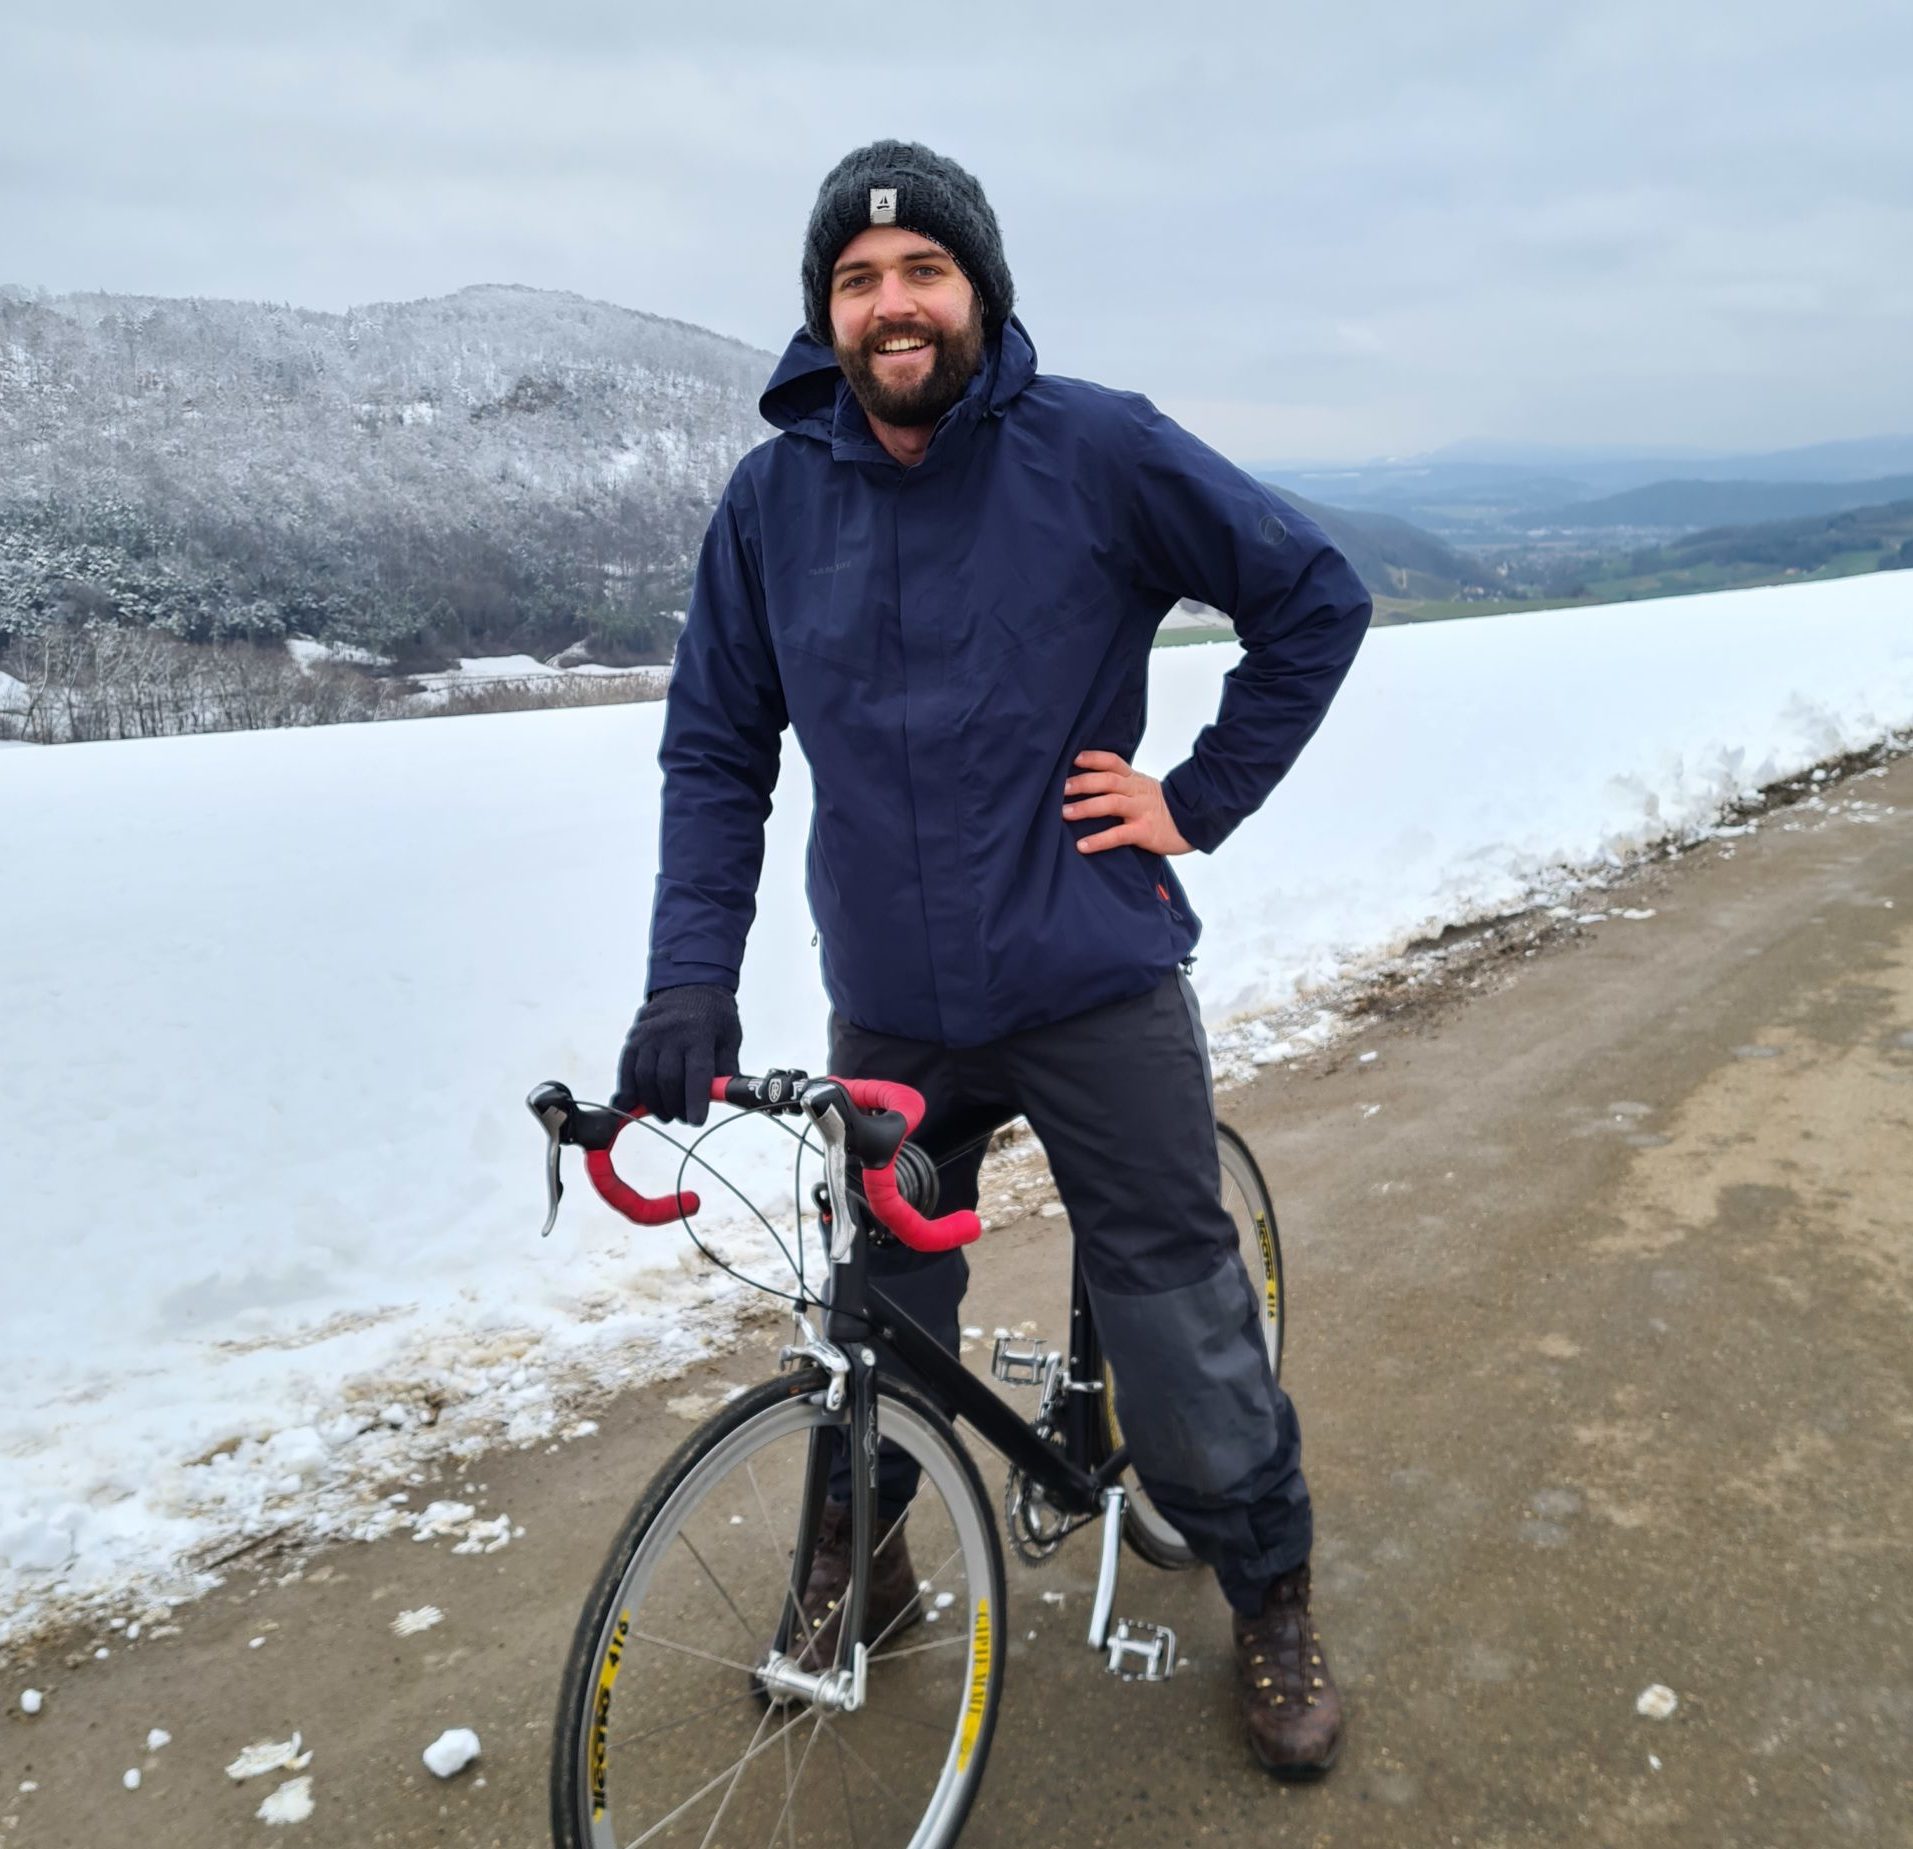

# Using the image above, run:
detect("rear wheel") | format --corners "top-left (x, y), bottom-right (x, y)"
top-left (1100, 1121), bottom-right (1283, 1569)
top-left (551, 1367), bottom-right (1006, 1849)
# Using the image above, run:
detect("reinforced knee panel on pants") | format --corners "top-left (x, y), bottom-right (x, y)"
top-left (1090, 1255), bottom-right (1284, 1498)
top-left (1093, 1255), bottom-right (1313, 1603)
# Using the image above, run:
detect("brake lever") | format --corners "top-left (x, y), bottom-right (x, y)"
top-left (528, 1083), bottom-right (576, 1239)
top-left (539, 1124), bottom-right (565, 1239)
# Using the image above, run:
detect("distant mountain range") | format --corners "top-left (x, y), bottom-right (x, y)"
top-left (1528, 474), bottom-right (1913, 531)
top-left (1255, 435), bottom-right (1913, 542)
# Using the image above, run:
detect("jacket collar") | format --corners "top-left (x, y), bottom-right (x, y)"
top-left (759, 315), bottom-right (1039, 466)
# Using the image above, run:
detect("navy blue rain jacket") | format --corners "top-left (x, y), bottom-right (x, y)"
top-left (646, 315), bottom-right (1372, 1047)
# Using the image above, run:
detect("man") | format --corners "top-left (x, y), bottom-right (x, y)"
top-left (616, 139), bottom-right (1371, 1779)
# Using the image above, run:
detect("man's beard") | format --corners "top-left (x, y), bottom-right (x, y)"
top-left (836, 300), bottom-right (986, 429)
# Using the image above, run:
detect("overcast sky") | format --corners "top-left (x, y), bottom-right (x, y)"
top-left (6, 1), bottom-right (1910, 465)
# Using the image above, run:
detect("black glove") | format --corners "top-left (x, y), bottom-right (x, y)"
top-left (612, 983), bottom-right (742, 1126)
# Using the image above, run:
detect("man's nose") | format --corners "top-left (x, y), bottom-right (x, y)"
top-left (872, 270), bottom-right (917, 317)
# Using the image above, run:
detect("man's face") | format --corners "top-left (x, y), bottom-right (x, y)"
top-left (829, 226), bottom-right (985, 429)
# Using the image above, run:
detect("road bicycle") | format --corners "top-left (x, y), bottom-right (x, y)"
top-left (532, 1066), bottom-right (1283, 1848)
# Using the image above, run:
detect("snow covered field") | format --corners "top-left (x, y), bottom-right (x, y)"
top-left (3, 572), bottom-right (1910, 1639)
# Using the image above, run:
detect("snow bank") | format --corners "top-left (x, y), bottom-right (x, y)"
top-left (402, 653), bottom-right (672, 707)
top-left (284, 638), bottom-right (391, 672)
top-left (2, 572), bottom-right (1910, 1635)
top-left (415, 652), bottom-right (561, 682)
top-left (1179, 574), bottom-right (1913, 1021)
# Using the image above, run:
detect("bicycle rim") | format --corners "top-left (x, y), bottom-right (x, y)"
top-left (1105, 1122), bottom-right (1283, 1568)
top-left (552, 1371), bottom-right (1005, 1849)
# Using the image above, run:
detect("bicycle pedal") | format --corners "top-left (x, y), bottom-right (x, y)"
top-left (1104, 1619), bottom-right (1177, 1682)
top-left (990, 1333), bottom-right (1053, 1387)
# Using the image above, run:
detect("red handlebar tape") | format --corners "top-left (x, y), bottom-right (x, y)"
top-left (581, 1077), bottom-right (982, 1253)
top-left (837, 1078), bottom-right (984, 1253)
top-left (583, 1146), bottom-right (700, 1225)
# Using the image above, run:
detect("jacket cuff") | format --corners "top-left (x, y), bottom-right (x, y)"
top-left (1161, 766), bottom-right (1234, 855)
top-left (643, 959), bottom-right (741, 999)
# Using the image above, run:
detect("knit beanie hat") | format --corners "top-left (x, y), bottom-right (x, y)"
top-left (802, 140), bottom-right (1014, 347)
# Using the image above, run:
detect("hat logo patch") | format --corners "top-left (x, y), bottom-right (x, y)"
top-left (869, 187), bottom-right (898, 226)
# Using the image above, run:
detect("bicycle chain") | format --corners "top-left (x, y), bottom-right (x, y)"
top-left (1003, 1464), bottom-right (1065, 1564)
top-left (1001, 1421), bottom-right (1095, 1565)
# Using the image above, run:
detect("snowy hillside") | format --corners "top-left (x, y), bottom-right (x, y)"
top-left (2, 573), bottom-right (1911, 1639)
top-left (0, 283), bottom-right (776, 663)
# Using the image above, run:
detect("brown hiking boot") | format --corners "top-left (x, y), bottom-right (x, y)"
top-left (1233, 1561), bottom-right (1345, 1779)
top-left (790, 1501), bottom-right (922, 1668)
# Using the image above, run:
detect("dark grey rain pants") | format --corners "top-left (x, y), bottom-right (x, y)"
top-left (826, 969), bottom-right (1312, 1613)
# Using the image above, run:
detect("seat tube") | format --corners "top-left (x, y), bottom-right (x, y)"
top-left (1064, 1250), bottom-right (1103, 1465)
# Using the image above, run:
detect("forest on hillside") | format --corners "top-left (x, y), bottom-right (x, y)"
top-left (0, 284), bottom-right (774, 670)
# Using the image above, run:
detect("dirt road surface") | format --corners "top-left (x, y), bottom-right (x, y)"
top-left (6, 753), bottom-right (1910, 1847)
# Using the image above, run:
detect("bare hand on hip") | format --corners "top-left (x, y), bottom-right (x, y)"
top-left (1062, 750), bottom-right (1193, 856)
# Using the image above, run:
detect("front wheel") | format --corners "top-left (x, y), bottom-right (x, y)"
top-left (552, 1367), bottom-right (1007, 1849)
top-left (1100, 1120), bottom-right (1284, 1570)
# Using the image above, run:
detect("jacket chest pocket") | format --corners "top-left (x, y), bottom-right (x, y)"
top-left (772, 568), bottom-right (903, 684)
top-left (980, 570), bottom-right (1116, 657)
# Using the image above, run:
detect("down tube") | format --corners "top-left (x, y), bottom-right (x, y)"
top-left (864, 1284), bottom-right (1102, 1513)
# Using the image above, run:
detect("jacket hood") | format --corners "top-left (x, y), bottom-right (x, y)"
top-left (758, 313), bottom-right (1039, 444)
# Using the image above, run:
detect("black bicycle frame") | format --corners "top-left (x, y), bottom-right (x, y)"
top-left (816, 1192), bottom-right (1129, 1522)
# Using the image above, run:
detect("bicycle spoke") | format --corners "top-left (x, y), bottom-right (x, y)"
top-left (830, 1728), bottom-right (864, 1849)
top-left (612, 1688), bottom-right (760, 1751)
top-left (774, 1504), bottom-right (922, 1676)
top-left (563, 1388), bottom-right (995, 1849)
top-left (628, 1628), bottom-right (763, 1680)
top-left (856, 1704), bottom-right (953, 1735)
top-left (764, 1711), bottom-right (822, 1849)
top-left (786, 1505), bottom-right (915, 1673)
top-left (872, 1506), bottom-right (908, 1564)
top-left (677, 1529), bottom-right (765, 1652)
top-left (622, 1703), bottom-right (806, 1849)
top-left (695, 1699), bottom-right (776, 1849)
top-left (820, 1719), bottom-right (917, 1818)
top-left (867, 1633), bottom-right (967, 1664)
top-left (865, 1543), bottom-right (962, 1655)
top-left (776, 1720), bottom-right (794, 1849)
top-left (745, 1459), bottom-right (822, 1664)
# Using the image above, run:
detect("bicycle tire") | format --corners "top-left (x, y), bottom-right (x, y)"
top-left (1098, 1120), bottom-right (1285, 1570)
top-left (551, 1365), bottom-right (1007, 1849)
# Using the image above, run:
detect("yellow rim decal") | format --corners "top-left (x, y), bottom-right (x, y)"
top-left (1255, 1214), bottom-right (1279, 1324)
top-left (956, 1597), bottom-right (992, 1770)
top-left (589, 1609), bottom-right (630, 1820)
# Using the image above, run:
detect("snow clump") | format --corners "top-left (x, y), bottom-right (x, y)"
top-left (226, 1733), bottom-right (313, 1779)
top-left (258, 1775), bottom-right (315, 1824)
top-left (423, 1727), bottom-right (481, 1777)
